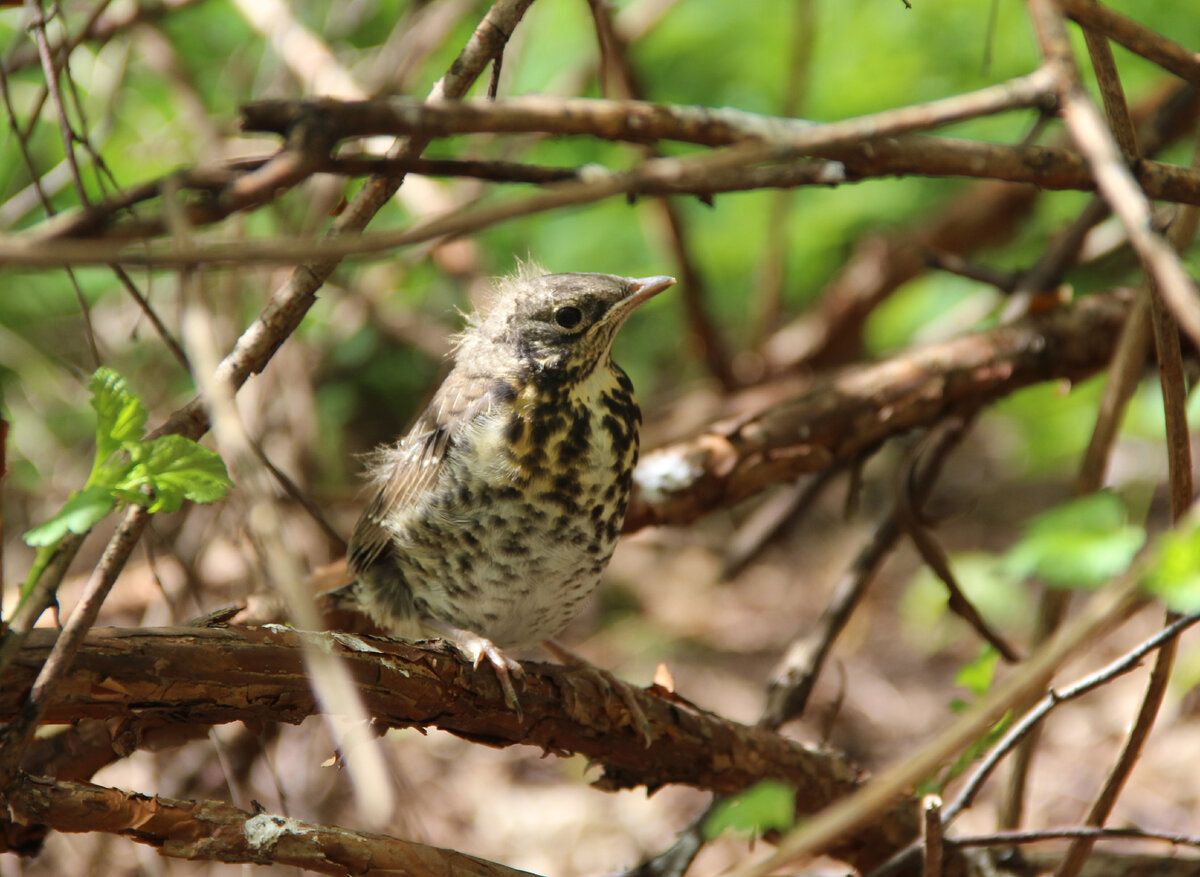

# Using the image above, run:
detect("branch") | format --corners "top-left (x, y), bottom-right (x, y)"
top-left (0, 625), bottom-right (919, 872)
top-left (625, 288), bottom-right (1132, 531)
top-left (241, 72), bottom-right (1055, 145)
top-left (1028, 0), bottom-right (1200, 352)
top-left (760, 77), bottom-right (1200, 373)
top-left (4, 773), bottom-right (538, 877)
top-left (8, 129), bottom-right (1200, 267)
top-left (868, 613), bottom-right (1200, 877)
top-left (737, 572), bottom-right (1148, 877)
top-left (1060, 0), bottom-right (1200, 88)
top-left (2, 0), bottom-right (203, 74)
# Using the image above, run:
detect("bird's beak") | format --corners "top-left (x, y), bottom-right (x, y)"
top-left (623, 275), bottom-right (676, 310)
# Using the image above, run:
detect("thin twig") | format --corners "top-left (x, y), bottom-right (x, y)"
top-left (896, 430), bottom-right (1021, 663)
top-left (866, 612), bottom-right (1200, 877)
top-left (586, 0), bottom-right (737, 389)
top-left (761, 418), bottom-right (972, 729)
top-left (754, 0), bottom-right (816, 341)
top-left (0, 58), bottom-right (101, 366)
top-left (2, 0), bottom-right (201, 74)
top-left (947, 611), bottom-right (1200, 822)
top-left (1060, 0), bottom-right (1200, 88)
top-left (720, 470), bottom-right (837, 581)
top-left (1002, 11), bottom-right (1153, 827)
top-left (924, 249), bottom-right (1020, 293)
top-left (736, 569), bottom-right (1147, 877)
top-left (1055, 128), bottom-right (1200, 877)
top-left (950, 825), bottom-right (1200, 851)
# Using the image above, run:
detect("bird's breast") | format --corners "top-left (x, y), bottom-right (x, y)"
top-left (410, 363), bottom-right (640, 645)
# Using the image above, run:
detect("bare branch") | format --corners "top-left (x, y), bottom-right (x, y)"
top-left (5, 773), bottom-right (539, 877)
top-left (626, 289), bottom-right (1131, 531)
top-left (240, 73), bottom-right (1059, 147)
top-left (1061, 0), bottom-right (1200, 88)
top-left (0, 625), bottom-right (920, 871)
top-left (1028, 0), bottom-right (1200, 352)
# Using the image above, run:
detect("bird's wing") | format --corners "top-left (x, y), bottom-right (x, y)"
top-left (347, 371), bottom-right (500, 572)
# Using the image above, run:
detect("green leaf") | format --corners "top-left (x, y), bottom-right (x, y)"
top-left (1143, 524), bottom-right (1200, 613)
top-left (118, 434), bottom-right (232, 513)
top-left (956, 646), bottom-right (1000, 698)
top-left (703, 780), bottom-right (796, 840)
top-left (1005, 492), bottom-right (1144, 590)
top-left (22, 486), bottom-right (115, 546)
top-left (88, 367), bottom-right (147, 469)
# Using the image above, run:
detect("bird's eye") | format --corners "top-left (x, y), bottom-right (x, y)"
top-left (554, 306), bottom-right (583, 330)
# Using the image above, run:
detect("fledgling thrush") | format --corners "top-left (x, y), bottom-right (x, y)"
top-left (345, 265), bottom-right (674, 710)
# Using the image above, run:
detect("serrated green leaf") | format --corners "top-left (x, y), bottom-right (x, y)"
top-left (1143, 524), bottom-right (1200, 612)
top-left (22, 486), bottom-right (115, 546)
top-left (1005, 492), bottom-right (1145, 590)
top-left (703, 780), bottom-right (796, 840)
top-left (88, 367), bottom-right (147, 469)
top-left (118, 434), bottom-right (232, 513)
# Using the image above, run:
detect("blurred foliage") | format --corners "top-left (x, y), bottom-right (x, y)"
top-left (1144, 521), bottom-right (1200, 613)
top-left (0, 0), bottom-right (1196, 572)
top-left (903, 492), bottom-right (1145, 651)
top-left (902, 554), bottom-right (1034, 654)
top-left (1006, 491), bottom-right (1146, 590)
top-left (703, 779), bottom-right (796, 840)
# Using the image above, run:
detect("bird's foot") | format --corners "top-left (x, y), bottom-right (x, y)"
top-left (430, 622), bottom-right (525, 718)
top-left (544, 639), bottom-right (653, 747)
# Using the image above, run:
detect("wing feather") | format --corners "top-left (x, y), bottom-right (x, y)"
top-left (347, 371), bottom-right (500, 572)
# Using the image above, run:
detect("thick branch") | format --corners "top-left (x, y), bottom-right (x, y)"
top-left (626, 288), bottom-right (1132, 530)
top-left (0, 625), bottom-right (919, 871)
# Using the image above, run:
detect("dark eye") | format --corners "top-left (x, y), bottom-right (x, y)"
top-left (554, 306), bottom-right (583, 330)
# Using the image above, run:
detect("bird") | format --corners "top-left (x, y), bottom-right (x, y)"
top-left (344, 264), bottom-right (675, 715)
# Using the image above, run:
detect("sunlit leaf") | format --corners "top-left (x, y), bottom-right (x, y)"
top-left (956, 647), bottom-right (999, 698)
top-left (1005, 492), bottom-right (1144, 590)
top-left (119, 434), bottom-right (233, 513)
top-left (22, 486), bottom-right (115, 547)
top-left (88, 366), bottom-right (146, 469)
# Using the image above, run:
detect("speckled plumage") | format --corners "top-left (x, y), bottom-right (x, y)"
top-left (346, 266), bottom-right (673, 689)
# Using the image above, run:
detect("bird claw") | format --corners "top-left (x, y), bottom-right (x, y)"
top-left (437, 626), bottom-right (525, 719)
top-left (544, 640), bottom-right (653, 747)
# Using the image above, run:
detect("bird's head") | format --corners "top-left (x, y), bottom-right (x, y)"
top-left (462, 266), bottom-right (675, 386)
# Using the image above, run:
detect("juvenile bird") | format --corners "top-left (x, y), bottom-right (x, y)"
top-left (346, 265), bottom-right (674, 710)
